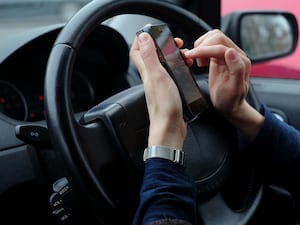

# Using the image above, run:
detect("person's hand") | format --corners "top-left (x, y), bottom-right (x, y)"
top-left (184, 30), bottom-right (264, 141)
top-left (184, 29), bottom-right (251, 116)
top-left (130, 32), bottom-right (187, 150)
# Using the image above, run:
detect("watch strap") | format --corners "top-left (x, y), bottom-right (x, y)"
top-left (143, 145), bottom-right (184, 166)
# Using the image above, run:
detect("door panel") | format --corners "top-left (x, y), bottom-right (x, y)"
top-left (251, 77), bottom-right (300, 131)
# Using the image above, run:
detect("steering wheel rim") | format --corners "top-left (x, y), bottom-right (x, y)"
top-left (45, 0), bottom-right (262, 224)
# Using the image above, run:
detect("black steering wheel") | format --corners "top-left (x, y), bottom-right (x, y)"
top-left (45, 0), bottom-right (263, 224)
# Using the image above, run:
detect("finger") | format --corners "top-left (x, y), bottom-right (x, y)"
top-left (129, 35), bottom-right (145, 75)
top-left (194, 30), bottom-right (232, 48)
top-left (130, 32), bottom-right (163, 83)
top-left (184, 45), bottom-right (228, 67)
top-left (179, 48), bottom-right (193, 67)
top-left (175, 38), bottom-right (193, 65)
top-left (224, 48), bottom-right (249, 91)
top-left (136, 32), bottom-right (166, 82)
top-left (194, 29), bottom-right (246, 56)
top-left (174, 37), bottom-right (184, 48)
top-left (193, 29), bottom-right (218, 47)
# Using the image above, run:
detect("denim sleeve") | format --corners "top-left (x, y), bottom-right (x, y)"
top-left (132, 158), bottom-right (198, 225)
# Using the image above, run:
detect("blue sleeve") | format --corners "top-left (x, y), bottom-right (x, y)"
top-left (247, 104), bottom-right (300, 202)
top-left (132, 158), bottom-right (198, 225)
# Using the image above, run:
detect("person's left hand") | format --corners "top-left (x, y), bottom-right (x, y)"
top-left (130, 32), bottom-right (187, 150)
top-left (184, 30), bottom-right (251, 116)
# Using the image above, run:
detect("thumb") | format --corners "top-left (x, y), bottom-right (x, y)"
top-left (137, 32), bottom-right (162, 78)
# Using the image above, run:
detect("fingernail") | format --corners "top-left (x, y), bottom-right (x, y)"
top-left (138, 32), bottom-right (149, 44)
top-left (228, 49), bottom-right (238, 61)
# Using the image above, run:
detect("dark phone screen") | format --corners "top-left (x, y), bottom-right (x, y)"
top-left (137, 23), bottom-right (207, 120)
top-left (150, 24), bottom-right (207, 120)
top-left (159, 34), bottom-right (201, 104)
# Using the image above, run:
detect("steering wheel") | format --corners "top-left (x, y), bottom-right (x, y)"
top-left (45, 0), bottom-right (262, 224)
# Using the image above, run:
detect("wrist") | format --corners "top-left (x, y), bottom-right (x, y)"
top-left (148, 121), bottom-right (187, 149)
top-left (224, 101), bottom-right (264, 141)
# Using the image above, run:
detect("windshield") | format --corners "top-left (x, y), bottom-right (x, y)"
top-left (1, 0), bottom-right (299, 79)
top-left (0, 0), bottom-right (93, 34)
top-left (0, 0), bottom-right (182, 36)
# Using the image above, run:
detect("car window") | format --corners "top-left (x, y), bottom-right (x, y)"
top-left (222, 0), bottom-right (300, 79)
top-left (0, 0), bottom-right (95, 40)
top-left (1, 0), bottom-right (298, 79)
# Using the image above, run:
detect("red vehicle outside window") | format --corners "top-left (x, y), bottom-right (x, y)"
top-left (222, 0), bottom-right (300, 79)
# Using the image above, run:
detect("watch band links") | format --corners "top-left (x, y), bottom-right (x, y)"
top-left (143, 145), bottom-right (184, 166)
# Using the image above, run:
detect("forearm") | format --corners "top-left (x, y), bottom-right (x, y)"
top-left (132, 159), bottom-right (198, 225)
top-left (251, 105), bottom-right (300, 184)
top-left (239, 104), bottom-right (300, 208)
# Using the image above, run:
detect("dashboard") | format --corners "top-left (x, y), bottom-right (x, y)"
top-left (0, 24), bottom-right (132, 122)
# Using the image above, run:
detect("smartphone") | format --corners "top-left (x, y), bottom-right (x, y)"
top-left (136, 23), bottom-right (208, 121)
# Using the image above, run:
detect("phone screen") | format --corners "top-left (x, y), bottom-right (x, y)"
top-left (137, 24), bottom-right (208, 121)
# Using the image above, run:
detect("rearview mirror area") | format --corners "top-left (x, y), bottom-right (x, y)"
top-left (222, 11), bottom-right (298, 63)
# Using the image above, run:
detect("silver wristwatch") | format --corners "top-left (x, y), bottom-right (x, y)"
top-left (143, 145), bottom-right (184, 166)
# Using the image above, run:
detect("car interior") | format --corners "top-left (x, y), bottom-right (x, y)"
top-left (0, 0), bottom-right (299, 224)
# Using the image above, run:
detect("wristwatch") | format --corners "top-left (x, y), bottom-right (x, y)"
top-left (143, 145), bottom-right (185, 166)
